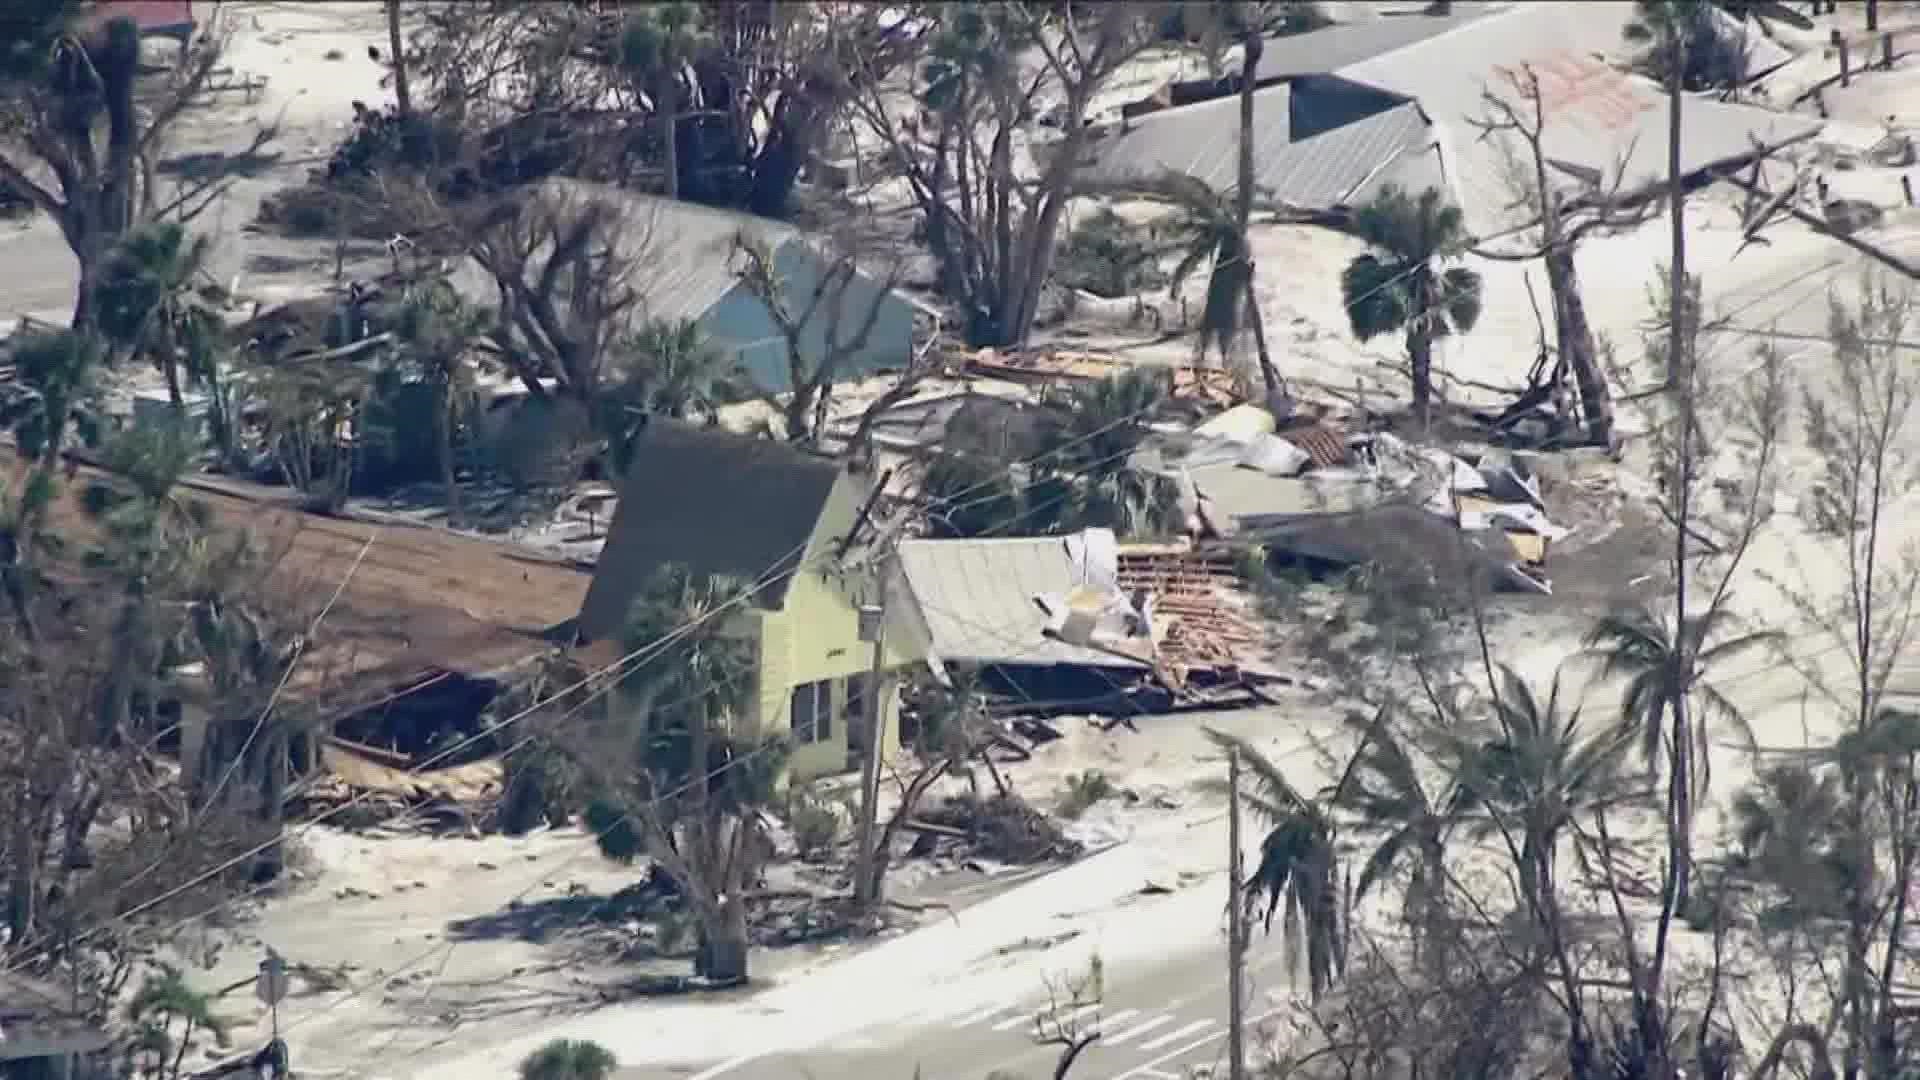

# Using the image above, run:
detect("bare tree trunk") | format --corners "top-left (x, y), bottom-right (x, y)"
top-left (1649, 18), bottom-right (1690, 1036)
top-left (437, 385), bottom-right (462, 528)
top-left (658, 72), bottom-right (680, 199)
top-left (1406, 324), bottom-right (1434, 428)
top-left (1545, 244), bottom-right (1610, 444)
top-left (1235, 20), bottom-right (1281, 399)
top-left (386, 0), bottom-right (411, 118)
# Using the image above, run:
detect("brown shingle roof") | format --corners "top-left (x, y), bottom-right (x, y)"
top-left (576, 420), bottom-right (849, 640)
top-left (1, 449), bottom-right (590, 701)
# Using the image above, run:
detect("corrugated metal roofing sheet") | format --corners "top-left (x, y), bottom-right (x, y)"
top-left (1252, 9), bottom-right (1493, 82)
top-left (1328, 2), bottom-right (1814, 237)
top-left (1079, 89), bottom-right (1434, 213)
top-left (895, 537), bottom-right (1147, 669)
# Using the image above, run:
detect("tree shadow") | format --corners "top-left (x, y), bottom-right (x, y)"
top-left (444, 890), bottom-right (644, 945)
top-left (158, 148), bottom-right (286, 182)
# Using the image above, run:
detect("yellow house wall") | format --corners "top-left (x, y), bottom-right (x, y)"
top-left (744, 470), bottom-right (925, 783)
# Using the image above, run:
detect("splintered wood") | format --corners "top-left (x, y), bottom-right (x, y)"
top-left (1115, 546), bottom-right (1263, 685)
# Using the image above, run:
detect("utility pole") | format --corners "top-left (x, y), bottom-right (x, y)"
top-left (1227, 746), bottom-right (1248, 1080)
top-left (852, 581), bottom-right (889, 910)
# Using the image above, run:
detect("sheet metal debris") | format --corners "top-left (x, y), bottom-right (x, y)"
top-left (1132, 407), bottom-right (1568, 593)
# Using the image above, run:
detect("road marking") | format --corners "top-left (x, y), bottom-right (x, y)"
top-left (991, 1010), bottom-right (1039, 1032)
top-left (952, 1004), bottom-right (1012, 1028)
top-left (685, 1053), bottom-right (760, 1080)
top-left (1094, 1008), bottom-right (1140, 1032)
top-left (1139, 1020), bottom-right (1212, 1051)
top-left (1101, 1014), bottom-right (1176, 1046)
top-left (1111, 1005), bottom-right (1288, 1080)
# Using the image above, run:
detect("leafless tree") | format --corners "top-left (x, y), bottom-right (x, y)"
top-left (851, 4), bottom-right (1162, 348)
top-left (0, 9), bottom-right (264, 327)
top-left (727, 230), bottom-right (933, 447)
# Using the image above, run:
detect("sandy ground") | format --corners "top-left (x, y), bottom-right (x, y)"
top-left (9, 0), bottom-right (1920, 1074)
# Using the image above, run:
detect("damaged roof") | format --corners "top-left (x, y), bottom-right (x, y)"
top-left (894, 537), bottom-right (1148, 670)
top-left (1326, 2), bottom-right (1810, 236)
top-left (577, 419), bottom-right (852, 639)
top-left (0, 449), bottom-right (588, 706)
top-left (0, 972), bottom-right (110, 1061)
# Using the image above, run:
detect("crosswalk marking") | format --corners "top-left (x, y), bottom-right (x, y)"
top-left (952, 1005), bottom-right (1013, 1028)
top-left (1101, 1014), bottom-right (1176, 1046)
top-left (1094, 1008), bottom-right (1141, 1032)
top-left (1139, 1020), bottom-right (1213, 1051)
top-left (991, 1010), bottom-right (1038, 1032)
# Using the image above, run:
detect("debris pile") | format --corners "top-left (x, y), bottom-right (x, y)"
top-left (1132, 403), bottom-right (1569, 593)
top-left (913, 793), bottom-right (1085, 864)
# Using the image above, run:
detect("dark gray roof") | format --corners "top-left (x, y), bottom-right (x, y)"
top-left (1252, 9), bottom-right (1493, 82)
top-left (0, 973), bottom-right (110, 1062)
top-left (1079, 87), bottom-right (1435, 213)
top-left (577, 420), bottom-right (848, 637)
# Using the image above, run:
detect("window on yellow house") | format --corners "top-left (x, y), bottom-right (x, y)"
top-left (790, 680), bottom-right (832, 744)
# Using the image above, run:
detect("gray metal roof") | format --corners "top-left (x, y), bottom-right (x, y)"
top-left (448, 179), bottom-right (802, 329)
top-left (1252, 9), bottom-right (1493, 82)
top-left (1079, 88), bottom-right (1435, 213)
top-left (894, 537), bottom-right (1146, 669)
top-left (1328, 2), bottom-right (1813, 237)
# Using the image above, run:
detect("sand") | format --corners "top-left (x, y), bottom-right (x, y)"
top-left (9, 1), bottom-right (1920, 1074)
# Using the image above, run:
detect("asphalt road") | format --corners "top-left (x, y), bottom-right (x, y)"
top-left (614, 931), bottom-right (1299, 1080)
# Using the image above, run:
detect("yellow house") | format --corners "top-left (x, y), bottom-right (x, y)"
top-left (575, 420), bottom-right (923, 781)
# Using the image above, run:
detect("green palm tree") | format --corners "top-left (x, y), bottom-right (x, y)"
top-left (1583, 603), bottom-right (1779, 905)
top-left (1092, 170), bottom-right (1283, 397)
top-left (599, 317), bottom-right (728, 474)
top-left (1033, 368), bottom-right (1185, 538)
top-left (393, 277), bottom-right (486, 527)
top-left (1331, 709), bottom-right (1463, 963)
top-left (1, 327), bottom-right (106, 467)
top-left (618, 2), bottom-right (709, 199)
top-left (581, 564), bottom-right (784, 984)
top-left (1730, 762), bottom-right (1850, 927)
top-left (1203, 728), bottom-right (1345, 1002)
top-left (1451, 666), bottom-right (1640, 913)
top-left (94, 221), bottom-right (225, 409)
top-left (518, 1038), bottom-right (618, 1080)
top-left (1340, 185), bottom-right (1483, 427)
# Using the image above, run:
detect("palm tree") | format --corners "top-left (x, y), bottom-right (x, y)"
top-left (124, 964), bottom-right (231, 1080)
top-left (1233, 4), bottom-right (1283, 404)
top-left (581, 564), bottom-right (785, 984)
top-left (393, 277), bottom-right (486, 527)
top-left (1729, 762), bottom-right (1850, 927)
top-left (1033, 368), bottom-right (1185, 538)
top-left (618, 2), bottom-right (708, 199)
top-left (599, 317), bottom-right (728, 474)
top-left (518, 1039), bottom-right (617, 1080)
top-left (1147, 172), bottom-right (1281, 396)
top-left (1, 327), bottom-right (106, 468)
top-left (94, 221), bottom-right (224, 409)
top-left (1450, 666), bottom-right (1640, 914)
top-left (1583, 603), bottom-right (1779, 905)
top-left (1204, 728), bottom-right (1345, 1002)
top-left (1331, 709), bottom-right (1463, 964)
top-left (1340, 185), bottom-right (1483, 428)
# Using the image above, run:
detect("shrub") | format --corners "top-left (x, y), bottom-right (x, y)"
top-left (785, 786), bottom-right (842, 860)
top-left (1057, 770), bottom-right (1118, 819)
top-left (518, 1038), bottom-right (617, 1080)
top-left (1056, 208), bottom-right (1166, 299)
